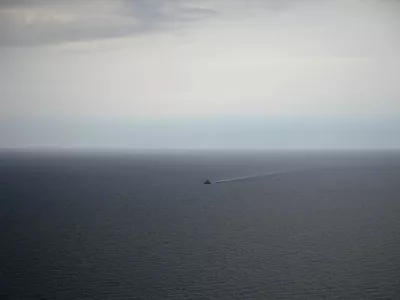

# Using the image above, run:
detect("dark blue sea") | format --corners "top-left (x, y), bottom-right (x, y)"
top-left (1, 150), bottom-right (400, 299)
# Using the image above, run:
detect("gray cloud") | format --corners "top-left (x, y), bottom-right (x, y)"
top-left (1, 0), bottom-right (399, 47)
top-left (119, 0), bottom-right (218, 35)
top-left (0, 0), bottom-right (218, 46)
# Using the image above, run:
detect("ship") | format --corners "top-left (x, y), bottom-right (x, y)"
top-left (204, 180), bottom-right (211, 184)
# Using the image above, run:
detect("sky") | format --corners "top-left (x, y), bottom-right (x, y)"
top-left (0, 0), bottom-right (399, 149)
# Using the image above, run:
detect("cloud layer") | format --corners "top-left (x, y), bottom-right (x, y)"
top-left (1, 0), bottom-right (397, 46)
top-left (0, 0), bottom-right (219, 46)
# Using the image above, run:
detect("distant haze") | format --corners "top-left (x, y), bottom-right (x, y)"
top-left (1, 0), bottom-right (399, 149)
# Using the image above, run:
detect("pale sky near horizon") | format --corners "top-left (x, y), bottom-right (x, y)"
top-left (1, 0), bottom-right (400, 149)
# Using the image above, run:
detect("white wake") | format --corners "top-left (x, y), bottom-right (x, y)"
top-left (210, 169), bottom-right (309, 184)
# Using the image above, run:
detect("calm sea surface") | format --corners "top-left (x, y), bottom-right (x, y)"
top-left (1, 150), bottom-right (400, 299)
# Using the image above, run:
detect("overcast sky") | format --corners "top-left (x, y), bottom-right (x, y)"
top-left (1, 0), bottom-right (399, 149)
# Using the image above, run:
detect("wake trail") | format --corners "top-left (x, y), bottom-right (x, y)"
top-left (211, 168), bottom-right (310, 184)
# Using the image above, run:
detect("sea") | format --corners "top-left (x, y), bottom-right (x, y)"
top-left (1, 150), bottom-right (400, 299)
